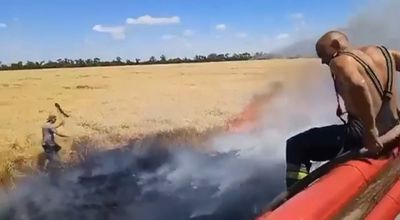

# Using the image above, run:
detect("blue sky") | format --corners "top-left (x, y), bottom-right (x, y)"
top-left (0, 0), bottom-right (365, 63)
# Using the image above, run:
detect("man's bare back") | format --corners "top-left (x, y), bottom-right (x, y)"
top-left (331, 46), bottom-right (399, 134)
top-left (315, 31), bottom-right (400, 152)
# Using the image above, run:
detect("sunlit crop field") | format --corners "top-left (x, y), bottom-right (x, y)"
top-left (0, 59), bottom-right (321, 185)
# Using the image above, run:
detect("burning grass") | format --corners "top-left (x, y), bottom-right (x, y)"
top-left (0, 59), bottom-right (318, 187)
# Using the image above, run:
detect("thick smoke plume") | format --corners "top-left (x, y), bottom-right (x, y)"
top-left (279, 0), bottom-right (400, 57)
top-left (345, 0), bottom-right (400, 49)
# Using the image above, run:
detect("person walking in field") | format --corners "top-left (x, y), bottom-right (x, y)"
top-left (38, 114), bottom-right (68, 171)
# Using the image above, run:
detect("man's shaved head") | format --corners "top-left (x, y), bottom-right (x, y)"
top-left (316, 30), bottom-right (350, 65)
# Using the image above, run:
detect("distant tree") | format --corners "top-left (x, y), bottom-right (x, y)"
top-left (115, 56), bottom-right (122, 64)
top-left (207, 53), bottom-right (218, 61)
top-left (93, 57), bottom-right (101, 65)
top-left (25, 61), bottom-right (37, 69)
top-left (168, 57), bottom-right (182, 63)
top-left (10, 61), bottom-right (23, 69)
top-left (0, 50), bottom-right (265, 71)
top-left (85, 59), bottom-right (93, 66)
top-left (75, 59), bottom-right (85, 67)
top-left (160, 55), bottom-right (167, 63)
top-left (64, 58), bottom-right (73, 66)
top-left (241, 52), bottom-right (251, 59)
top-left (149, 56), bottom-right (157, 63)
top-left (217, 54), bottom-right (225, 61)
top-left (194, 55), bottom-right (207, 62)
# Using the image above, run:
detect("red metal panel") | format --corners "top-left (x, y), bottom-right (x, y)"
top-left (365, 181), bottom-right (400, 220)
top-left (265, 165), bottom-right (366, 220)
top-left (257, 151), bottom-right (399, 220)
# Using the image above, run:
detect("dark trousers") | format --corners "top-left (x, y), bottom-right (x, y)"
top-left (41, 144), bottom-right (62, 170)
top-left (285, 120), bottom-right (364, 188)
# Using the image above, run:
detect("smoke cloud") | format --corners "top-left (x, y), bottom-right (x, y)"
top-left (278, 0), bottom-right (400, 57)
top-left (345, 0), bottom-right (400, 49)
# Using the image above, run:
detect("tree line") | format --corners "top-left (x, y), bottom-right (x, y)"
top-left (0, 52), bottom-right (297, 71)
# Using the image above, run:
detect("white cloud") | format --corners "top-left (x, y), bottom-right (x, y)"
top-left (0, 23), bottom-right (7, 28)
top-left (276, 33), bottom-right (289, 40)
top-left (161, 34), bottom-right (177, 40)
top-left (126, 15), bottom-right (180, 25)
top-left (236, 32), bottom-right (248, 38)
top-left (92, 24), bottom-right (126, 40)
top-left (215, 24), bottom-right (227, 31)
top-left (290, 13), bottom-right (304, 20)
top-left (183, 29), bottom-right (195, 37)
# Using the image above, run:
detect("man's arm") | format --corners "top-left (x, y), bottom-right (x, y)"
top-left (55, 131), bottom-right (68, 138)
top-left (51, 126), bottom-right (68, 138)
top-left (55, 120), bottom-right (64, 129)
top-left (390, 50), bottom-right (400, 72)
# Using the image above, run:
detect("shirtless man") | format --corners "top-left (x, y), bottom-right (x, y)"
top-left (39, 114), bottom-right (68, 171)
top-left (285, 30), bottom-right (400, 189)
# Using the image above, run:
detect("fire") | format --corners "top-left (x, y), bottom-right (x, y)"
top-left (226, 82), bottom-right (283, 133)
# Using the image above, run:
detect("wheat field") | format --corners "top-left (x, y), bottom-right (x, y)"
top-left (0, 59), bottom-right (321, 185)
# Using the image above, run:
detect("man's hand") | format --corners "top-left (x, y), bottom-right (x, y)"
top-left (364, 128), bottom-right (383, 154)
top-left (55, 132), bottom-right (69, 138)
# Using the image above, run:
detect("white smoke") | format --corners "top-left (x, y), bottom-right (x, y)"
top-left (345, 0), bottom-right (400, 49)
top-left (278, 0), bottom-right (400, 57)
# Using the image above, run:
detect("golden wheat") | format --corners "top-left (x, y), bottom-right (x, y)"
top-left (0, 59), bottom-right (321, 185)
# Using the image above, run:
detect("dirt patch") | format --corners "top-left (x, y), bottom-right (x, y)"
top-left (17, 77), bottom-right (42, 81)
top-left (0, 101), bottom-right (11, 106)
top-left (2, 83), bottom-right (22, 88)
top-left (75, 85), bottom-right (106, 90)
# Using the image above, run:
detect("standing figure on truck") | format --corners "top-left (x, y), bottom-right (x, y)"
top-left (285, 30), bottom-right (400, 189)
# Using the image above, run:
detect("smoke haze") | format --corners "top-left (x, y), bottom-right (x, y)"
top-left (279, 0), bottom-right (400, 57)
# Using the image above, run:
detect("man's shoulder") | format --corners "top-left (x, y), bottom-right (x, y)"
top-left (42, 122), bottom-right (55, 129)
top-left (330, 55), bottom-right (354, 71)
